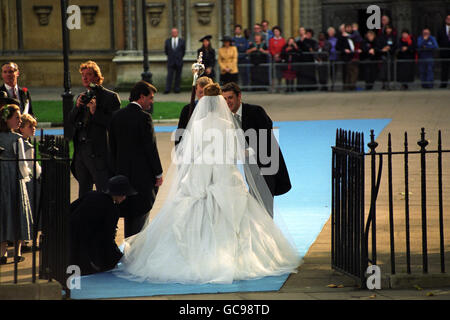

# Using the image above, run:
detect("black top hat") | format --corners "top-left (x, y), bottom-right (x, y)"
top-left (220, 35), bottom-right (233, 42)
top-left (105, 175), bottom-right (137, 197)
top-left (0, 91), bottom-right (20, 107)
top-left (199, 35), bottom-right (212, 42)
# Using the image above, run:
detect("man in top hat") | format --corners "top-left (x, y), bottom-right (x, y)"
top-left (69, 175), bottom-right (135, 275)
top-left (197, 35), bottom-right (216, 80)
top-left (1, 62), bottom-right (33, 115)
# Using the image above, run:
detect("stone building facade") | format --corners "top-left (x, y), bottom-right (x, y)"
top-left (0, 0), bottom-right (448, 90)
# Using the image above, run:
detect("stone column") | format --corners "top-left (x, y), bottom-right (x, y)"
top-left (0, 0), bottom-right (19, 50)
top-left (254, 0), bottom-right (262, 25)
top-left (392, 0), bottom-right (413, 35)
top-left (263, 0), bottom-right (277, 26)
top-left (278, 0), bottom-right (284, 31)
top-left (185, 0), bottom-right (192, 52)
top-left (299, 0), bottom-right (322, 34)
top-left (292, 0), bottom-right (300, 36)
top-left (218, 0), bottom-right (223, 40)
top-left (124, 0), bottom-right (137, 50)
top-left (224, 0), bottom-right (232, 36)
top-left (234, 0), bottom-right (243, 26)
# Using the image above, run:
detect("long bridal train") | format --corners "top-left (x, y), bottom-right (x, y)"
top-left (114, 90), bottom-right (301, 284)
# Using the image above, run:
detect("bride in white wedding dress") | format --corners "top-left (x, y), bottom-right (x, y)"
top-left (114, 83), bottom-right (301, 284)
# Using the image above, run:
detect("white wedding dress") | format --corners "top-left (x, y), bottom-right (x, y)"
top-left (114, 94), bottom-right (301, 284)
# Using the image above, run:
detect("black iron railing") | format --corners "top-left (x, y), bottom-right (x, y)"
top-left (0, 133), bottom-right (70, 297)
top-left (332, 128), bottom-right (449, 287)
top-left (38, 134), bottom-right (71, 297)
top-left (331, 129), bottom-right (366, 285)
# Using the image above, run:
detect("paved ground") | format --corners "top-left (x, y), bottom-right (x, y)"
top-left (2, 88), bottom-right (450, 300)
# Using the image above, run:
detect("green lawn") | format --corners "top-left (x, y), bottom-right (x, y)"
top-left (33, 100), bottom-right (185, 123)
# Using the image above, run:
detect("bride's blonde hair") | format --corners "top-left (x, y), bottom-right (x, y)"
top-left (203, 83), bottom-right (222, 96)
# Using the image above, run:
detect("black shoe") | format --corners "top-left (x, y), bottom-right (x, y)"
top-left (163, 91), bottom-right (170, 94)
top-left (0, 256), bottom-right (7, 265)
top-left (14, 256), bottom-right (25, 263)
top-left (440, 84), bottom-right (447, 89)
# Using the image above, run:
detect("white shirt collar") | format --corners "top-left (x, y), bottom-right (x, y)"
top-left (235, 103), bottom-right (243, 118)
top-left (131, 101), bottom-right (143, 109)
top-left (4, 83), bottom-right (18, 92)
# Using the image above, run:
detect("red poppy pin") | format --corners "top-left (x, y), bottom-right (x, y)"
top-left (22, 87), bottom-right (28, 93)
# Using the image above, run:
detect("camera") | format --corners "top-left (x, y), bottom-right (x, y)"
top-left (79, 82), bottom-right (100, 106)
top-left (76, 83), bottom-right (101, 130)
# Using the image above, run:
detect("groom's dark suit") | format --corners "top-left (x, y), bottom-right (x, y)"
top-left (109, 102), bottom-right (163, 237)
top-left (174, 100), bottom-right (198, 146)
top-left (0, 84), bottom-right (33, 115)
top-left (241, 103), bottom-right (291, 197)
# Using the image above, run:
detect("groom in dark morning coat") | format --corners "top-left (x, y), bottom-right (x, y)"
top-left (109, 81), bottom-right (163, 237)
top-left (222, 82), bottom-right (291, 216)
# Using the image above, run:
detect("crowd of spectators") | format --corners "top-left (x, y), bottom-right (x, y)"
top-left (215, 14), bottom-right (450, 92)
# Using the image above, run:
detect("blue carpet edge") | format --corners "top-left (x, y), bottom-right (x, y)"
top-left (70, 273), bottom-right (291, 300)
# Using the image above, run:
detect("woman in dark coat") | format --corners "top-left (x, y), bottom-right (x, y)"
top-left (281, 37), bottom-right (301, 92)
top-left (197, 35), bottom-right (216, 81)
top-left (360, 30), bottom-right (381, 90)
top-left (297, 29), bottom-right (318, 91)
top-left (377, 25), bottom-right (398, 89)
top-left (246, 33), bottom-right (270, 90)
top-left (397, 30), bottom-right (416, 89)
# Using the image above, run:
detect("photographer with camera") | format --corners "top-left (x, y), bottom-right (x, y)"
top-left (69, 61), bottom-right (121, 198)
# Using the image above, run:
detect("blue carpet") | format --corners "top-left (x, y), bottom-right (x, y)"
top-left (70, 271), bottom-right (291, 300)
top-left (273, 119), bottom-right (391, 258)
top-left (68, 119), bottom-right (390, 299)
top-left (35, 126), bottom-right (177, 137)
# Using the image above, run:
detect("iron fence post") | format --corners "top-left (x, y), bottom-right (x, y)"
top-left (404, 132), bottom-right (411, 274)
top-left (388, 133), bottom-right (395, 274)
top-left (368, 130), bottom-right (378, 266)
top-left (417, 128), bottom-right (429, 273)
top-left (438, 130), bottom-right (445, 273)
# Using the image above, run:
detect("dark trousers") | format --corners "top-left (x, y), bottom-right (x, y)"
top-left (74, 143), bottom-right (110, 198)
top-left (220, 73), bottom-right (238, 85)
top-left (317, 63), bottom-right (328, 89)
top-left (124, 213), bottom-right (148, 238)
top-left (250, 64), bottom-right (270, 90)
top-left (120, 188), bottom-right (157, 237)
top-left (165, 64), bottom-right (182, 93)
top-left (238, 57), bottom-right (250, 87)
top-left (364, 62), bottom-right (378, 90)
top-left (419, 60), bottom-right (434, 88)
top-left (441, 59), bottom-right (449, 87)
top-left (344, 61), bottom-right (359, 90)
top-left (329, 60), bottom-right (337, 90)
